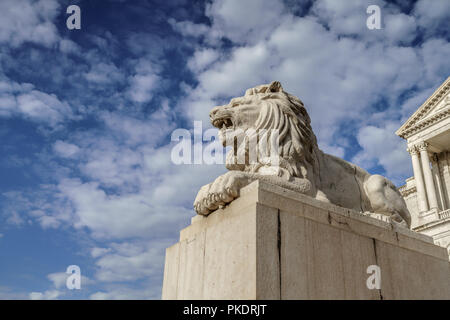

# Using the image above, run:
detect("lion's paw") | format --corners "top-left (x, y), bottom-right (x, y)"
top-left (193, 171), bottom-right (248, 215)
top-left (389, 212), bottom-right (408, 229)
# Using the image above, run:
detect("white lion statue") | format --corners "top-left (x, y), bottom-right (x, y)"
top-left (194, 81), bottom-right (411, 228)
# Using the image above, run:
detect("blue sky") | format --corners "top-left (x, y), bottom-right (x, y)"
top-left (0, 0), bottom-right (449, 299)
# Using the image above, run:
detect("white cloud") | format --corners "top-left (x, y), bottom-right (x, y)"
top-left (47, 272), bottom-right (93, 289)
top-left (419, 39), bottom-right (450, 84)
top-left (311, 0), bottom-right (373, 37)
top-left (170, 0), bottom-right (287, 46)
top-left (310, 0), bottom-right (418, 44)
top-left (47, 272), bottom-right (68, 289)
top-left (205, 0), bottom-right (286, 44)
top-left (0, 0), bottom-right (60, 48)
top-left (197, 43), bottom-right (273, 96)
top-left (127, 74), bottom-right (159, 103)
top-left (90, 287), bottom-right (159, 300)
top-left (6, 211), bottom-right (25, 226)
top-left (53, 141), bottom-right (81, 158)
top-left (0, 286), bottom-right (28, 299)
top-left (1, 187), bottom-right (74, 229)
top-left (100, 107), bottom-right (175, 147)
top-left (42, 103), bottom-right (224, 240)
top-left (399, 87), bottom-right (435, 122)
top-left (29, 290), bottom-right (62, 300)
top-left (91, 247), bottom-right (112, 258)
top-left (0, 80), bottom-right (75, 127)
top-left (59, 39), bottom-right (81, 55)
top-left (58, 178), bottom-right (191, 239)
top-left (16, 90), bottom-right (73, 125)
top-left (94, 242), bottom-right (167, 282)
top-left (126, 57), bottom-right (162, 104)
top-left (383, 13), bottom-right (417, 44)
top-left (414, 0), bottom-right (450, 35)
top-left (28, 271), bottom-right (94, 300)
top-left (169, 19), bottom-right (211, 38)
top-left (319, 143), bottom-right (345, 159)
top-left (38, 215), bottom-right (60, 228)
top-left (187, 48), bottom-right (220, 72)
top-left (84, 62), bottom-right (124, 85)
top-left (352, 122), bottom-right (412, 185)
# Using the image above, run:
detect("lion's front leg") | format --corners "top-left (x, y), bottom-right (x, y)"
top-left (193, 171), bottom-right (254, 216)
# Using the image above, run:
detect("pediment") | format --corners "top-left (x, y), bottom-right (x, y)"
top-left (419, 93), bottom-right (450, 123)
top-left (396, 77), bottom-right (450, 139)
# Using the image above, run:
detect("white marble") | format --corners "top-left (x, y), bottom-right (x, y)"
top-left (194, 81), bottom-right (411, 227)
top-left (163, 181), bottom-right (450, 300)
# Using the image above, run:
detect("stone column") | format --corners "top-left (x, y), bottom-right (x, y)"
top-left (432, 153), bottom-right (447, 210)
top-left (408, 146), bottom-right (428, 213)
top-left (417, 141), bottom-right (439, 210)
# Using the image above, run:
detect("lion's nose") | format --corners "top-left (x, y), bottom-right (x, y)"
top-left (209, 106), bottom-right (221, 119)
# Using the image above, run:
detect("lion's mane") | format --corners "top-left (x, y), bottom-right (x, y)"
top-left (234, 83), bottom-right (319, 179)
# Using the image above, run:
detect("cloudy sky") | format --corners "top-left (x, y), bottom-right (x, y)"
top-left (0, 0), bottom-right (448, 299)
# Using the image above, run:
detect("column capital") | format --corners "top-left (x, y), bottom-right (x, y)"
top-left (416, 141), bottom-right (429, 152)
top-left (407, 146), bottom-right (419, 155)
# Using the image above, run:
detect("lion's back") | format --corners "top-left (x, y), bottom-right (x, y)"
top-left (316, 151), bottom-right (372, 211)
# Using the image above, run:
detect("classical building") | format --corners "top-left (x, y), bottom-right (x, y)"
top-left (396, 76), bottom-right (450, 255)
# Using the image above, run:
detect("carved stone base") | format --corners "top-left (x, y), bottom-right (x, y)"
top-left (162, 181), bottom-right (450, 299)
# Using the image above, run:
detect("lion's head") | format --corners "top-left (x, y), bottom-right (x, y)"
top-left (210, 81), bottom-right (318, 179)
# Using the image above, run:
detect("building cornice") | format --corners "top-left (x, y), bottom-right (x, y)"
top-left (396, 76), bottom-right (450, 139)
top-left (399, 185), bottom-right (416, 197)
top-left (413, 215), bottom-right (450, 232)
top-left (401, 108), bottom-right (449, 139)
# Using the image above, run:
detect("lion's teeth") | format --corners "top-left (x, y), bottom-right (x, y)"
top-left (222, 123), bottom-right (226, 129)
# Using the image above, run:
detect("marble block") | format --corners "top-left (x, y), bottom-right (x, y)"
top-left (162, 180), bottom-right (450, 300)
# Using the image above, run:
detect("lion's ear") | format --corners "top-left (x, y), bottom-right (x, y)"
top-left (268, 81), bottom-right (283, 93)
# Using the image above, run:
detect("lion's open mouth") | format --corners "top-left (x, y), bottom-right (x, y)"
top-left (213, 116), bottom-right (235, 147)
top-left (212, 117), bottom-right (233, 130)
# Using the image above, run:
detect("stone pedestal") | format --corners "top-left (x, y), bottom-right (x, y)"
top-left (162, 181), bottom-right (450, 300)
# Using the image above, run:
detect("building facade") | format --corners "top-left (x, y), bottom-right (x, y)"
top-left (396, 76), bottom-right (450, 256)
